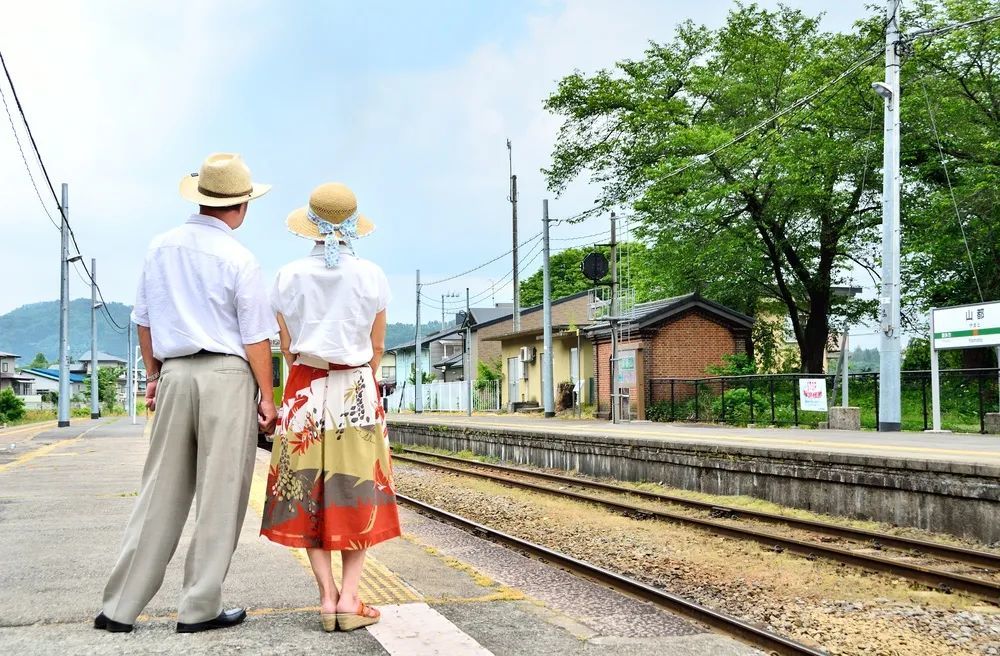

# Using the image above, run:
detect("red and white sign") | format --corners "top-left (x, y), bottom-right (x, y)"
top-left (798, 378), bottom-right (828, 412)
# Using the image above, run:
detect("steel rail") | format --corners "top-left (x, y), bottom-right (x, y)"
top-left (397, 453), bottom-right (1000, 602)
top-left (397, 493), bottom-right (827, 656)
top-left (398, 447), bottom-right (1000, 569)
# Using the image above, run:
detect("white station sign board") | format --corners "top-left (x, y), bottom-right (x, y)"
top-left (932, 301), bottom-right (1000, 350)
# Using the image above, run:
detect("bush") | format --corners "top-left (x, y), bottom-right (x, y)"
top-left (0, 388), bottom-right (25, 423)
top-left (712, 387), bottom-right (769, 424)
top-left (647, 401), bottom-right (673, 422)
top-left (556, 381), bottom-right (574, 411)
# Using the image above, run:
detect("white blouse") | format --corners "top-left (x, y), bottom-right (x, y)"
top-left (271, 244), bottom-right (392, 367)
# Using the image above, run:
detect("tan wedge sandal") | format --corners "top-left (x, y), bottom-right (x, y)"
top-left (336, 601), bottom-right (380, 632)
top-left (320, 612), bottom-right (338, 632)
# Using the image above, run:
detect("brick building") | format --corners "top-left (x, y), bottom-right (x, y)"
top-left (587, 293), bottom-right (753, 417)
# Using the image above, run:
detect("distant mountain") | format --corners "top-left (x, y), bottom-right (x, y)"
top-left (0, 299), bottom-right (133, 364)
top-left (386, 322), bottom-right (443, 349)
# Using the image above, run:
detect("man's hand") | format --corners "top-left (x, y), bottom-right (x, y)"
top-left (145, 380), bottom-right (158, 412)
top-left (258, 397), bottom-right (277, 435)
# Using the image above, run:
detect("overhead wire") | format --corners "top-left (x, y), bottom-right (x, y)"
top-left (0, 83), bottom-right (59, 230)
top-left (0, 48), bottom-right (130, 333)
top-left (919, 80), bottom-right (984, 302)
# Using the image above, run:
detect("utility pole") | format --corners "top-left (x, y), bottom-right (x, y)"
top-left (57, 183), bottom-right (70, 427)
top-left (609, 212), bottom-right (619, 424)
top-left (876, 0), bottom-right (902, 431)
top-left (441, 291), bottom-right (458, 328)
top-left (127, 322), bottom-right (135, 425)
top-left (465, 287), bottom-right (472, 417)
top-left (90, 258), bottom-right (100, 419)
top-left (508, 139), bottom-right (520, 331)
top-left (541, 199), bottom-right (555, 418)
top-left (414, 270), bottom-right (423, 414)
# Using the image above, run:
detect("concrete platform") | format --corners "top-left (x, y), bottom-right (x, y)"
top-left (388, 414), bottom-right (1000, 544)
top-left (0, 418), bottom-right (755, 656)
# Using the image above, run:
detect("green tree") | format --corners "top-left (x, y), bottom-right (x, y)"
top-left (474, 358), bottom-right (503, 391)
top-left (407, 362), bottom-right (435, 385)
top-left (82, 366), bottom-right (123, 410)
top-left (544, 4), bottom-right (886, 372)
top-left (28, 352), bottom-right (48, 368)
top-left (0, 388), bottom-right (26, 423)
top-left (519, 242), bottom-right (675, 307)
top-left (899, 0), bottom-right (1000, 366)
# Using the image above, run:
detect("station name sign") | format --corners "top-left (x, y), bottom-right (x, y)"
top-left (932, 301), bottom-right (1000, 350)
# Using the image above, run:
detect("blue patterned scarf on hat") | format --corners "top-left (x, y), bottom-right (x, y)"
top-left (307, 209), bottom-right (359, 267)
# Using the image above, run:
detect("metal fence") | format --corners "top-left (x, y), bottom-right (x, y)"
top-left (647, 368), bottom-right (1000, 433)
top-left (385, 380), bottom-right (502, 413)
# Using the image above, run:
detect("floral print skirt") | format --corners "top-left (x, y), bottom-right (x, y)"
top-left (260, 362), bottom-right (401, 551)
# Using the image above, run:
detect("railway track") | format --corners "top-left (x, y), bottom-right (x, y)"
top-left (396, 448), bottom-right (1000, 603)
top-left (397, 492), bottom-right (827, 656)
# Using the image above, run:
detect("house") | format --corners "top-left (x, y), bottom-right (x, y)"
top-left (474, 292), bottom-right (594, 409)
top-left (483, 324), bottom-right (594, 411)
top-left (386, 325), bottom-right (464, 386)
top-left (378, 351), bottom-right (396, 384)
top-left (0, 352), bottom-right (35, 396)
top-left (19, 367), bottom-right (86, 399)
top-left (73, 351), bottom-right (128, 374)
top-left (586, 293), bottom-right (754, 419)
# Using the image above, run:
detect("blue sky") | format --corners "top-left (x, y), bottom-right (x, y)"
top-left (0, 0), bottom-right (876, 338)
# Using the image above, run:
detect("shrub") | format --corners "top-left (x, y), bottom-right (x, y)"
top-left (647, 401), bottom-right (673, 422)
top-left (0, 389), bottom-right (25, 422)
top-left (712, 387), bottom-right (768, 424)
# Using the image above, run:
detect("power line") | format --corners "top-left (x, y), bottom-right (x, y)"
top-left (659, 48), bottom-right (883, 182)
top-left (0, 83), bottom-right (59, 230)
top-left (422, 231), bottom-right (542, 287)
top-left (0, 48), bottom-right (128, 331)
top-left (919, 81), bottom-right (984, 302)
top-left (906, 13), bottom-right (1000, 42)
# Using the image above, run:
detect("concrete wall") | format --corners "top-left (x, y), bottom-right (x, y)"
top-left (389, 420), bottom-right (1000, 544)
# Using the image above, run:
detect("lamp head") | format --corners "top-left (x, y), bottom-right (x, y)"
top-left (872, 82), bottom-right (893, 100)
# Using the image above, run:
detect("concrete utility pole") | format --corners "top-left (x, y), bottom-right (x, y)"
top-left (90, 258), bottom-right (100, 419)
top-left (508, 139), bottom-right (521, 331)
top-left (126, 322), bottom-right (134, 425)
top-left (441, 291), bottom-right (458, 328)
top-left (414, 269), bottom-right (423, 414)
top-left (609, 211), bottom-right (619, 424)
top-left (541, 200), bottom-right (555, 418)
top-left (876, 0), bottom-right (902, 431)
top-left (465, 287), bottom-right (472, 417)
top-left (57, 183), bottom-right (71, 427)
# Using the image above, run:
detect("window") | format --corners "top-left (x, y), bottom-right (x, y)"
top-left (1, 362), bottom-right (7, 373)
top-left (381, 366), bottom-right (396, 380)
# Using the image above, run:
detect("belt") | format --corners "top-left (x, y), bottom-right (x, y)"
top-left (168, 349), bottom-right (231, 360)
top-left (295, 354), bottom-right (368, 371)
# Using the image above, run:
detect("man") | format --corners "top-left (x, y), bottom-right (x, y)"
top-left (95, 153), bottom-right (278, 634)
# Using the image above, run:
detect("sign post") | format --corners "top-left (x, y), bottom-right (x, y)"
top-left (798, 378), bottom-right (829, 413)
top-left (929, 301), bottom-right (1000, 432)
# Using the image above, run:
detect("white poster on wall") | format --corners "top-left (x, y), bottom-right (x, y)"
top-left (798, 378), bottom-right (828, 412)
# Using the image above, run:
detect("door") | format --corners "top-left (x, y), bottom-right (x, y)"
top-left (507, 357), bottom-right (519, 406)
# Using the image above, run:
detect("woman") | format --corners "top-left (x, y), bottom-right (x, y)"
top-left (261, 182), bottom-right (400, 632)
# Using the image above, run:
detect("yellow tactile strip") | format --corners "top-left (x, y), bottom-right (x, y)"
top-left (248, 470), bottom-right (422, 606)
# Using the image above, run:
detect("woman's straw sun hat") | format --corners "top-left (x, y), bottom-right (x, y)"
top-left (179, 153), bottom-right (271, 207)
top-left (286, 182), bottom-right (375, 241)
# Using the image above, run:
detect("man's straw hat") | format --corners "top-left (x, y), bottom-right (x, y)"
top-left (179, 153), bottom-right (271, 207)
top-left (286, 182), bottom-right (375, 241)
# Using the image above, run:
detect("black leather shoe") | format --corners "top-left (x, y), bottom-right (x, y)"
top-left (94, 612), bottom-right (133, 633)
top-left (176, 608), bottom-right (247, 633)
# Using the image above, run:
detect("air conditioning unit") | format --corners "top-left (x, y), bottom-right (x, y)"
top-left (519, 346), bottom-right (536, 363)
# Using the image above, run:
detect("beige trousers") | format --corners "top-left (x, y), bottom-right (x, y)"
top-left (102, 353), bottom-right (258, 624)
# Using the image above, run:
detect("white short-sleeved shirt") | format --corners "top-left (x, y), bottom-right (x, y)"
top-left (131, 214), bottom-right (278, 361)
top-left (271, 244), bottom-right (392, 367)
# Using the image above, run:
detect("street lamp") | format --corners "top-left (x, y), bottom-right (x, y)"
top-left (871, 82), bottom-right (893, 100)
